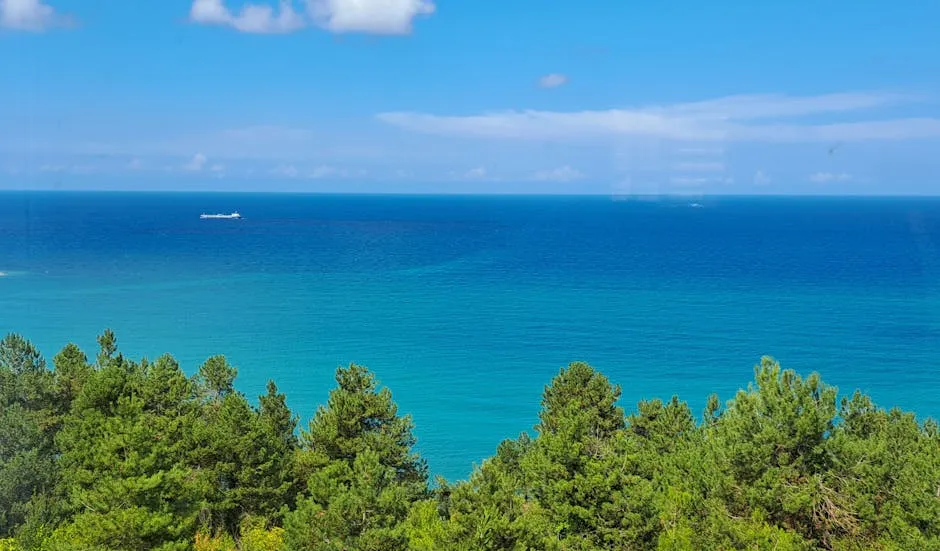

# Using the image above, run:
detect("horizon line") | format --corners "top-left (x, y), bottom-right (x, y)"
top-left (2, 189), bottom-right (940, 199)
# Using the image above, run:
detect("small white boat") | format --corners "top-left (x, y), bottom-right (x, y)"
top-left (200, 212), bottom-right (242, 219)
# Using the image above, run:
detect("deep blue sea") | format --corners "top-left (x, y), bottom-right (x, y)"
top-left (2, 192), bottom-right (940, 480)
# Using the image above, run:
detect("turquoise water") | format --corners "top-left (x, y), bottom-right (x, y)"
top-left (2, 192), bottom-right (939, 480)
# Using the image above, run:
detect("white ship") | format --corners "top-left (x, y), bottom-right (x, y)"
top-left (200, 212), bottom-right (242, 219)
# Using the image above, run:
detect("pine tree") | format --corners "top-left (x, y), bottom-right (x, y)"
top-left (52, 343), bottom-right (202, 550)
top-left (51, 344), bottom-right (93, 415)
top-left (521, 362), bottom-right (637, 547)
top-left (285, 364), bottom-right (428, 551)
top-left (191, 355), bottom-right (300, 538)
top-left (0, 334), bottom-right (58, 538)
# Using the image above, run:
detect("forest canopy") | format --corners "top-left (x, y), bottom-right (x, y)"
top-left (1, 331), bottom-right (938, 550)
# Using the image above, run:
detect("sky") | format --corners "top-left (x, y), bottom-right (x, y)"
top-left (2, 0), bottom-right (940, 194)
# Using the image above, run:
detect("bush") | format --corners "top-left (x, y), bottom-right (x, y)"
top-left (194, 530), bottom-right (237, 551)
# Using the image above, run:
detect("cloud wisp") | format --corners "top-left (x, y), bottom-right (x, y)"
top-left (753, 170), bottom-right (771, 186)
top-left (183, 153), bottom-right (209, 171)
top-left (669, 175), bottom-right (733, 186)
top-left (377, 91), bottom-right (940, 143)
top-left (0, 0), bottom-right (71, 31)
top-left (809, 172), bottom-right (853, 183)
top-left (453, 167), bottom-right (488, 181)
top-left (189, 0), bottom-right (434, 35)
top-left (531, 165), bottom-right (584, 182)
top-left (269, 164), bottom-right (360, 179)
top-left (538, 74), bottom-right (569, 89)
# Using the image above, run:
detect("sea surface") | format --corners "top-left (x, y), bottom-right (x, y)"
top-left (2, 192), bottom-right (940, 480)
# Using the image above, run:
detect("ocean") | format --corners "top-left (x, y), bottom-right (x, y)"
top-left (1, 191), bottom-right (939, 480)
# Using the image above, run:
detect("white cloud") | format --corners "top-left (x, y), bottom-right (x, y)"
top-left (658, 92), bottom-right (912, 120)
top-left (273, 164), bottom-right (363, 179)
top-left (377, 91), bottom-right (940, 143)
top-left (538, 74), bottom-right (569, 89)
top-left (188, 0), bottom-right (435, 34)
top-left (0, 0), bottom-right (70, 31)
top-left (190, 0), bottom-right (305, 34)
top-left (309, 165), bottom-right (333, 178)
top-left (271, 164), bottom-right (300, 177)
top-left (670, 175), bottom-right (733, 185)
top-left (309, 165), bottom-right (351, 179)
top-left (307, 0), bottom-right (435, 34)
top-left (183, 153), bottom-right (208, 171)
top-left (462, 167), bottom-right (487, 180)
top-left (809, 172), bottom-right (852, 183)
top-left (753, 170), bottom-right (771, 186)
top-left (378, 109), bottom-right (708, 141)
top-left (532, 165), bottom-right (584, 182)
top-left (445, 167), bottom-right (493, 181)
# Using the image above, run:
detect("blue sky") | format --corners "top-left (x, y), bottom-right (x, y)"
top-left (2, 0), bottom-right (940, 194)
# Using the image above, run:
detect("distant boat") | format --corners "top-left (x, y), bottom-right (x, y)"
top-left (689, 202), bottom-right (704, 208)
top-left (200, 212), bottom-right (242, 220)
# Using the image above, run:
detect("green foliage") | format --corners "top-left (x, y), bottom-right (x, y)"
top-left (519, 362), bottom-right (659, 548)
top-left (52, 346), bottom-right (201, 550)
top-left (285, 364), bottom-right (428, 551)
top-left (0, 335), bottom-right (60, 539)
top-left (51, 344), bottom-right (92, 413)
top-left (194, 529), bottom-right (237, 551)
top-left (191, 362), bottom-right (299, 536)
top-left (402, 359), bottom-right (939, 551)
top-left (826, 392), bottom-right (940, 549)
top-left (193, 517), bottom-right (286, 551)
top-left (198, 355), bottom-right (237, 399)
top-left (536, 361), bottom-right (624, 439)
top-left (0, 334), bottom-right (46, 375)
top-left (704, 358), bottom-right (844, 544)
top-left (95, 328), bottom-right (118, 367)
top-left (402, 500), bottom-right (449, 551)
top-left (425, 363), bottom-right (661, 550)
top-left (299, 364), bottom-right (427, 486)
top-left (2, 332), bottom-right (938, 550)
top-left (240, 516), bottom-right (286, 551)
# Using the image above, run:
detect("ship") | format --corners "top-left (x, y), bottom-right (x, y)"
top-left (200, 212), bottom-right (242, 220)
